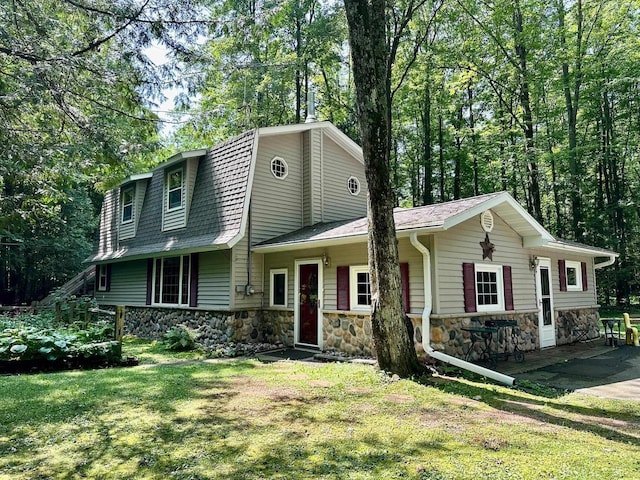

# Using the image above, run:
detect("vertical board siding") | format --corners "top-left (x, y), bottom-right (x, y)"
top-left (197, 250), bottom-right (231, 308)
top-left (311, 129), bottom-right (323, 223)
top-left (302, 131), bottom-right (312, 225)
top-left (95, 259), bottom-right (148, 306)
top-left (320, 136), bottom-right (368, 222)
top-left (434, 213), bottom-right (535, 315)
top-left (251, 134), bottom-right (303, 243)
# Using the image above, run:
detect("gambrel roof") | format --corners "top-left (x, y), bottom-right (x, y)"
top-left (87, 122), bottom-right (363, 263)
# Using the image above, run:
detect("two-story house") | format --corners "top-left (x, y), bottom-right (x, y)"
top-left (88, 120), bottom-right (617, 359)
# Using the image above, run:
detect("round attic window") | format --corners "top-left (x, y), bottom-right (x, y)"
top-left (480, 210), bottom-right (494, 233)
top-left (347, 176), bottom-right (360, 196)
top-left (270, 156), bottom-right (288, 179)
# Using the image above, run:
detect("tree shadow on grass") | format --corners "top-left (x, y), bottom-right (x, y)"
top-left (423, 374), bottom-right (640, 447)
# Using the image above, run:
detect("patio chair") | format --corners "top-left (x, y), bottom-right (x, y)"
top-left (623, 313), bottom-right (639, 347)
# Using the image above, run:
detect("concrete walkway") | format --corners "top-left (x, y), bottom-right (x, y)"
top-left (495, 341), bottom-right (640, 400)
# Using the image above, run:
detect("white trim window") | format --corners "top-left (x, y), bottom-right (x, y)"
top-left (97, 266), bottom-right (108, 292)
top-left (350, 265), bottom-right (371, 310)
top-left (565, 260), bottom-right (582, 291)
top-left (153, 255), bottom-right (190, 306)
top-left (475, 263), bottom-right (504, 312)
top-left (270, 268), bottom-right (288, 307)
top-left (121, 186), bottom-right (134, 223)
top-left (347, 176), bottom-right (360, 196)
top-left (270, 156), bottom-right (288, 179)
top-left (167, 168), bottom-right (184, 211)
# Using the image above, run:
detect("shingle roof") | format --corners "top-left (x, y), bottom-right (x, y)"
top-left (87, 129), bottom-right (256, 262)
top-left (255, 193), bottom-right (503, 248)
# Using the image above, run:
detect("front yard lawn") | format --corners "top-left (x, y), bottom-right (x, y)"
top-left (1, 339), bottom-right (639, 479)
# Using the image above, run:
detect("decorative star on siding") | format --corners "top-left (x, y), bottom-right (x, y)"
top-left (480, 233), bottom-right (495, 260)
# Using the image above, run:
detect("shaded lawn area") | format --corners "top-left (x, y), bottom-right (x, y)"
top-left (1, 341), bottom-right (640, 480)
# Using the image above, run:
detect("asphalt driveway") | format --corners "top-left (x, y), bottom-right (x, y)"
top-left (514, 345), bottom-right (640, 400)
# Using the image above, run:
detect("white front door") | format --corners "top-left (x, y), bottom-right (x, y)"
top-left (536, 258), bottom-right (556, 348)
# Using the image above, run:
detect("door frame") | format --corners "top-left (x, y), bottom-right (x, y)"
top-left (536, 257), bottom-right (556, 348)
top-left (294, 259), bottom-right (323, 349)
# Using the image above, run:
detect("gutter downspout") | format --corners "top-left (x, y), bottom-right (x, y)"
top-left (594, 256), bottom-right (616, 269)
top-left (409, 233), bottom-right (515, 386)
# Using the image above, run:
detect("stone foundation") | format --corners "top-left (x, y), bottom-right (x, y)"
top-left (115, 305), bottom-right (600, 360)
top-left (120, 307), bottom-right (265, 348)
top-left (429, 312), bottom-right (539, 361)
top-left (556, 307), bottom-right (600, 344)
top-left (261, 309), bottom-right (295, 347)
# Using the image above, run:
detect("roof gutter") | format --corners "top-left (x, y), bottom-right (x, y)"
top-left (594, 256), bottom-right (617, 269)
top-left (409, 233), bottom-right (515, 386)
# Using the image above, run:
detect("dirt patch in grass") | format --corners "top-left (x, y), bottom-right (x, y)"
top-left (383, 394), bottom-right (415, 403)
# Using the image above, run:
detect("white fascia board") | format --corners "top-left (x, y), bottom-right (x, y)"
top-left (442, 192), bottom-right (554, 242)
top-left (257, 121), bottom-right (331, 137)
top-left (522, 236), bottom-right (549, 248)
top-left (542, 241), bottom-right (619, 258)
top-left (119, 172), bottom-right (153, 187)
top-left (152, 148), bottom-right (208, 172)
top-left (258, 122), bottom-right (364, 164)
top-left (321, 125), bottom-right (363, 164)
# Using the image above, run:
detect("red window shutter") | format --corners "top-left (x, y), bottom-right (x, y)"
top-left (146, 258), bottom-right (153, 305)
top-left (503, 265), bottom-right (514, 311)
top-left (337, 266), bottom-right (350, 310)
top-left (463, 263), bottom-right (477, 313)
top-left (558, 260), bottom-right (567, 292)
top-left (189, 253), bottom-right (199, 307)
top-left (105, 264), bottom-right (112, 292)
top-left (581, 261), bottom-right (588, 291)
top-left (400, 262), bottom-right (410, 313)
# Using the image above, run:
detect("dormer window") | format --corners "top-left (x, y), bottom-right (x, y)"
top-left (167, 168), bottom-right (183, 211)
top-left (121, 186), bottom-right (134, 223)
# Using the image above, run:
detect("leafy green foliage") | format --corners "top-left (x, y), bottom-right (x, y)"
top-left (162, 325), bottom-right (197, 351)
top-left (0, 312), bottom-right (119, 365)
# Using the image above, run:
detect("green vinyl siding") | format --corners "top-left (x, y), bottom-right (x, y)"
top-left (95, 259), bottom-right (148, 306)
top-left (198, 250), bottom-right (232, 308)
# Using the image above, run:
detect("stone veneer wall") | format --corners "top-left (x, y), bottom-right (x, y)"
top-left (555, 307), bottom-right (600, 344)
top-left (117, 305), bottom-right (600, 359)
top-left (261, 310), bottom-right (295, 347)
top-left (120, 307), bottom-right (264, 348)
top-left (429, 313), bottom-right (539, 361)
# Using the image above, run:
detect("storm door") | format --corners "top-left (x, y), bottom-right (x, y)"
top-left (537, 258), bottom-right (556, 348)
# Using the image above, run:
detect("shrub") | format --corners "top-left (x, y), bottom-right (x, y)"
top-left (163, 325), bottom-right (197, 351)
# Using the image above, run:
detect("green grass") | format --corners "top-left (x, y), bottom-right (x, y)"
top-left (1, 340), bottom-right (639, 480)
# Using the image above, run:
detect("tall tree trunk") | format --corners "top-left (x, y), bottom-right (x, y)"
top-left (438, 113), bottom-right (446, 201)
top-left (422, 83), bottom-right (433, 205)
top-left (557, 0), bottom-right (584, 241)
top-left (343, 0), bottom-right (422, 377)
top-left (513, 0), bottom-right (542, 223)
top-left (453, 105), bottom-right (463, 200)
top-left (468, 85), bottom-right (479, 195)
